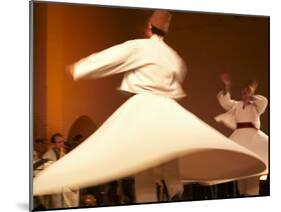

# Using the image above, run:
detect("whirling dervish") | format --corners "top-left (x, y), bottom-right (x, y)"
top-left (33, 10), bottom-right (266, 203)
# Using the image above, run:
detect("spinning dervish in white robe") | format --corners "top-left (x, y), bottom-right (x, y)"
top-left (33, 11), bottom-right (266, 203)
top-left (215, 73), bottom-right (268, 195)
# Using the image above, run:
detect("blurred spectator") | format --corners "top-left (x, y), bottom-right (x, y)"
top-left (39, 133), bottom-right (65, 209)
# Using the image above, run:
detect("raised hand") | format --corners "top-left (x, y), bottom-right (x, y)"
top-left (65, 64), bottom-right (75, 80)
top-left (220, 72), bottom-right (231, 86)
top-left (219, 72), bottom-right (232, 92)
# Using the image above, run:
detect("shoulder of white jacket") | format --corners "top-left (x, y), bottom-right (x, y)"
top-left (42, 150), bottom-right (52, 158)
top-left (124, 38), bottom-right (151, 44)
top-left (254, 94), bottom-right (268, 101)
top-left (121, 38), bottom-right (153, 50)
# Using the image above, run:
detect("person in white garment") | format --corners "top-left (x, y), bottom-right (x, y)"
top-left (33, 10), bottom-right (266, 204)
top-left (41, 133), bottom-right (80, 208)
top-left (39, 133), bottom-right (66, 209)
top-left (215, 72), bottom-right (268, 196)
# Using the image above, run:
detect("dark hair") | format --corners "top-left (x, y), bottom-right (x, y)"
top-left (151, 25), bottom-right (166, 37)
top-left (245, 79), bottom-right (259, 91)
top-left (51, 133), bottom-right (63, 144)
top-left (34, 138), bottom-right (47, 144)
top-left (248, 79), bottom-right (259, 87)
top-left (73, 134), bottom-right (84, 142)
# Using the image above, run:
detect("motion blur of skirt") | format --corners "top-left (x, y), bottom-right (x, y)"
top-left (33, 93), bottom-right (266, 196)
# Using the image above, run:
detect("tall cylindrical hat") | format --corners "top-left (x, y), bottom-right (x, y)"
top-left (247, 79), bottom-right (259, 93)
top-left (149, 10), bottom-right (172, 33)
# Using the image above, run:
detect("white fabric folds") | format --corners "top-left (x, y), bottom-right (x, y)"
top-left (230, 128), bottom-right (268, 177)
top-left (34, 93), bottom-right (266, 195)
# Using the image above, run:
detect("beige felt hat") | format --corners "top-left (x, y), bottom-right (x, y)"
top-left (149, 10), bottom-right (172, 33)
top-left (248, 79), bottom-right (259, 92)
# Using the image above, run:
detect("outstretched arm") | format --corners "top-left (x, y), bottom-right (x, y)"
top-left (217, 91), bottom-right (237, 111)
top-left (66, 40), bottom-right (138, 81)
top-left (217, 72), bottom-right (237, 111)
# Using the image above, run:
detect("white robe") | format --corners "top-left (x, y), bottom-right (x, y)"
top-left (73, 35), bottom-right (187, 100)
top-left (215, 91), bottom-right (268, 195)
top-left (189, 92), bottom-right (268, 190)
top-left (33, 36), bottom-right (266, 202)
top-left (215, 91), bottom-right (268, 177)
top-left (40, 148), bottom-right (79, 208)
top-left (39, 149), bottom-right (64, 209)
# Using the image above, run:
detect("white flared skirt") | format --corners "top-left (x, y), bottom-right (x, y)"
top-left (230, 128), bottom-right (268, 177)
top-left (33, 94), bottom-right (265, 195)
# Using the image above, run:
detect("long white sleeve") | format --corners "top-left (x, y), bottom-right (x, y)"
top-left (216, 91), bottom-right (238, 111)
top-left (73, 40), bottom-right (138, 80)
top-left (252, 95), bottom-right (268, 115)
top-left (177, 60), bottom-right (187, 84)
top-left (71, 35), bottom-right (187, 99)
